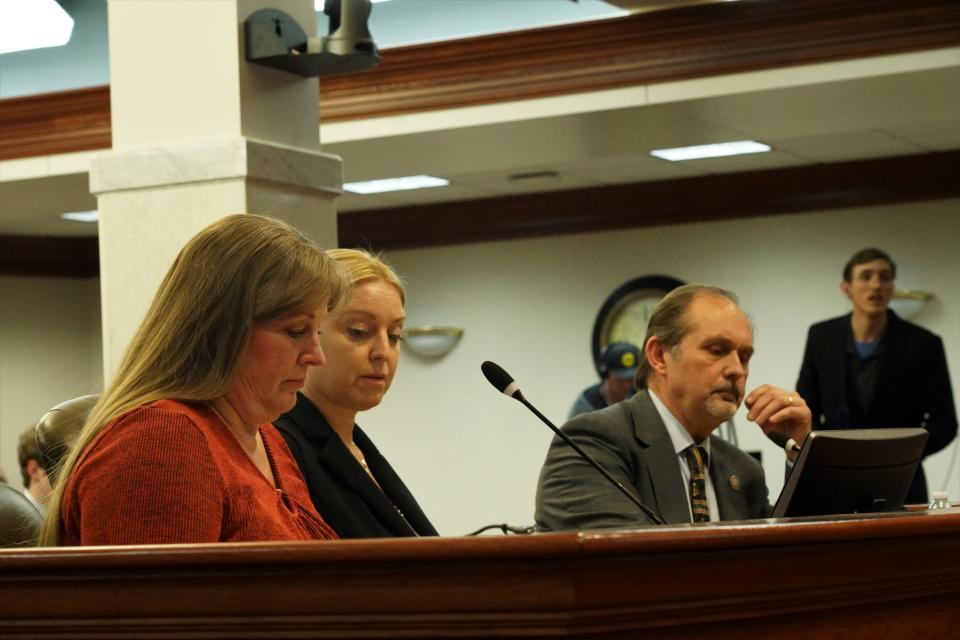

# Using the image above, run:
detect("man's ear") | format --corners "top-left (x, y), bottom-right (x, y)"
top-left (645, 336), bottom-right (669, 377)
top-left (840, 280), bottom-right (852, 300)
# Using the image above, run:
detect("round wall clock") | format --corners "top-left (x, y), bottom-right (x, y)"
top-left (590, 275), bottom-right (685, 375)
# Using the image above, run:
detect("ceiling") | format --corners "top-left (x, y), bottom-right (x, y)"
top-left (328, 63), bottom-right (960, 213)
top-left (0, 1), bottom-right (958, 238)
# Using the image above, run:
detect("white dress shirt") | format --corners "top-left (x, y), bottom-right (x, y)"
top-left (648, 389), bottom-right (719, 522)
top-left (23, 487), bottom-right (46, 514)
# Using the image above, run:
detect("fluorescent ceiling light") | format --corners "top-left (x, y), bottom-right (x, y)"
top-left (315, 0), bottom-right (390, 10)
top-left (61, 210), bottom-right (99, 223)
top-left (0, 0), bottom-right (75, 55)
top-left (651, 141), bottom-right (772, 162)
top-left (344, 175), bottom-right (449, 195)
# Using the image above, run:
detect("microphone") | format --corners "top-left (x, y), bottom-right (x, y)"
top-left (481, 361), bottom-right (664, 525)
top-left (767, 431), bottom-right (802, 459)
top-left (767, 431), bottom-right (790, 448)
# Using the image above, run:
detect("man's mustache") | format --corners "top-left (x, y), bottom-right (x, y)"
top-left (711, 384), bottom-right (741, 402)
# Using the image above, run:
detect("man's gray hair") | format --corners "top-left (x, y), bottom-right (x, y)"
top-left (635, 284), bottom-right (739, 389)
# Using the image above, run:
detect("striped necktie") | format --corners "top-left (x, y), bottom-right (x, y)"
top-left (683, 445), bottom-right (711, 523)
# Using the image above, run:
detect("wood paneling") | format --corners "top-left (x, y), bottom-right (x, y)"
top-left (0, 86), bottom-right (110, 162)
top-left (337, 150), bottom-right (960, 251)
top-left (2, 511), bottom-right (960, 638)
top-left (0, 0), bottom-right (958, 160)
top-left (0, 235), bottom-right (98, 278)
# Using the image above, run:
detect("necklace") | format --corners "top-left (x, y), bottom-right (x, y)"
top-left (350, 440), bottom-right (371, 470)
top-left (209, 404), bottom-right (277, 489)
top-left (209, 405), bottom-right (259, 453)
top-left (350, 440), bottom-right (381, 489)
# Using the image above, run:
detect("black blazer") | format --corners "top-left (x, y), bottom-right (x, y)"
top-left (796, 310), bottom-right (957, 503)
top-left (274, 393), bottom-right (438, 538)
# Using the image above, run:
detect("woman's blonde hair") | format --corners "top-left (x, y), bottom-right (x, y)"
top-left (327, 248), bottom-right (405, 304)
top-left (40, 214), bottom-right (350, 545)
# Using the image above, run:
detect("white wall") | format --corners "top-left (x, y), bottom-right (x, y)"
top-left (359, 199), bottom-right (960, 535)
top-left (0, 277), bottom-right (102, 489)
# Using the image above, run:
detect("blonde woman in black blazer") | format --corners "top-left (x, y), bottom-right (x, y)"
top-left (274, 249), bottom-right (437, 538)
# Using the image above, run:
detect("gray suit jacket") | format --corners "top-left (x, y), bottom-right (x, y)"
top-left (535, 390), bottom-right (772, 531)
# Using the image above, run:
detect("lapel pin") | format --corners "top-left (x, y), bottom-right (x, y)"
top-left (729, 475), bottom-right (741, 491)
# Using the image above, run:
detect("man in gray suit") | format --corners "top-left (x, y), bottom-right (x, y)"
top-left (536, 284), bottom-right (812, 530)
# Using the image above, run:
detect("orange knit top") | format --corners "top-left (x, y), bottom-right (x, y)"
top-left (61, 399), bottom-right (338, 545)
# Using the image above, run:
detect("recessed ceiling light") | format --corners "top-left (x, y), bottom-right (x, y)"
top-left (344, 175), bottom-right (449, 195)
top-left (61, 210), bottom-right (99, 223)
top-left (0, 0), bottom-right (74, 55)
top-left (650, 141), bottom-right (772, 162)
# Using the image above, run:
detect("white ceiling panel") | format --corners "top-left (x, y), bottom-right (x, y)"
top-left (453, 169), bottom-right (605, 196)
top-left (368, 182), bottom-right (499, 207)
top-left (665, 67), bottom-right (960, 141)
top-left (887, 123), bottom-right (960, 151)
top-left (555, 154), bottom-right (704, 185)
top-left (774, 131), bottom-right (927, 163)
top-left (668, 149), bottom-right (813, 175)
top-left (0, 173), bottom-right (97, 236)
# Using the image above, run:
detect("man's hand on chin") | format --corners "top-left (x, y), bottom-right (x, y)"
top-left (745, 384), bottom-right (813, 445)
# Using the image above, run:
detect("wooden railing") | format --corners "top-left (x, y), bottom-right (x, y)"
top-left (2, 510), bottom-right (959, 638)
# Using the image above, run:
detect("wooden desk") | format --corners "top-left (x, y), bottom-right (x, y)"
top-left (2, 510), bottom-right (959, 638)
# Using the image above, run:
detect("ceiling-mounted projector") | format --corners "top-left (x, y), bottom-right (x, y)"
top-left (244, 0), bottom-right (379, 77)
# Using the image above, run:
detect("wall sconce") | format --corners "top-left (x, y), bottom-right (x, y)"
top-left (890, 289), bottom-right (934, 319)
top-left (401, 326), bottom-right (464, 359)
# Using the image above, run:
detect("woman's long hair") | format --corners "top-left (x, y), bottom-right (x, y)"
top-left (40, 214), bottom-right (349, 545)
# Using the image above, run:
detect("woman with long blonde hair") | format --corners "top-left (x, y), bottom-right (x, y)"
top-left (274, 249), bottom-right (437, 538)
top-left (42, 214), bottom-right (349, 545)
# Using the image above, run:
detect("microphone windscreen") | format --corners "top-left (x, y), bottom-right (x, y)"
top-left (481, 361), bottom-right (514, 393)
top-left (767, 431), bottom-right (791, 448)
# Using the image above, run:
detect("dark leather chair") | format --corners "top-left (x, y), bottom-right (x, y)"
top-left (0, 395), bottom-right (98, 548)
top-left (35, 394), bottom-right (98, 484)
top-left (0, 483), bottom-right (42, 548)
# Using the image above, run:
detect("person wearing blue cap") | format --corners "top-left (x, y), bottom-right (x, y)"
top-left (568, 342), bottom-right (641, 419)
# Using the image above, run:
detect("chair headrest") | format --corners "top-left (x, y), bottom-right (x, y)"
top-left (35, 394), bottom-right (98, 483)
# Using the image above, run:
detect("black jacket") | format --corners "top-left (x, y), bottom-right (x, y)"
top-left (796, 310), bottom-right (957, 503)
top-left (274, 393), bottom-right (438, 538)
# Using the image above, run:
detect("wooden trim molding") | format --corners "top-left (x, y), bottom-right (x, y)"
top-left (0, 235), bottom-right (99, 278)
top-left (337, 150), bottom-right (960, 251)
top-left (0, 86), bottom-right (110, 162)
top-left (318, 0), bottom-right (960, 121)
top-left (0, 0), bottom-right (958, 160)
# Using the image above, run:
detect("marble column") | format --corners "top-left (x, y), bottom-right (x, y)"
top-left (90, 0), bottom-right (340, 381)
